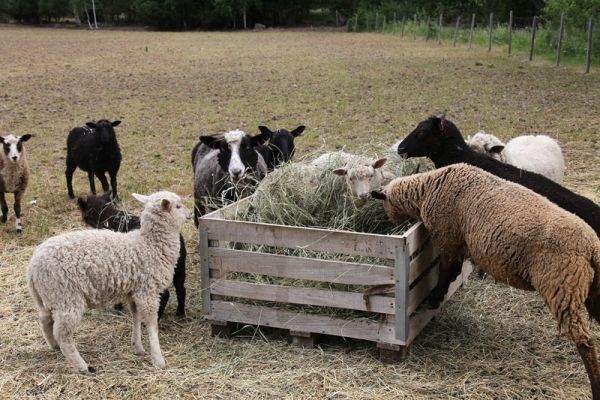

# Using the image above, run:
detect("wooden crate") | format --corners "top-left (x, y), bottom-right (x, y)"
top-left (198, 197), bottom-right (471, 362)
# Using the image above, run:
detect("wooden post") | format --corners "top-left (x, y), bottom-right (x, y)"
top-left (375, 12), bottom-right (379, 32)
top-left (453, 16), bottom-right (461, 47)
top-left (394, 243), bottom-right (410, 343)
top-left (199, 227), bottom-right (211, 316)
top-left (586, 17), bottom-right (594, 73)
top-left (488, 12), bottom-right (493, 52)
top-left (383, 15), bottom-right (386, 32)
top-left (508, 10), bottom-right (513, 56)
top-left (366, 14), bottom-right (369, 31)
top-left (438, 13), bottom-right (443, 44)
top-left (556, 13), bottom-right (565, 66)
top-left (468, 13), bottom-right (475, 48)
top-left (243, 7), bottom-right (247, 29)
top-left (354, 14), bottom-right (358, 32)
top-left (393, 12), bottom-right (397, 26)
top-left (401, 15), bottom-right (406, 38)
top-left (529, 16), bottom-right (537, 61)
top-left (425, 16), bottom-right (431, 41)
top-left (335, 10), bottom-right (339, 27)
top-left (413, 14), bottom-right (417, 40)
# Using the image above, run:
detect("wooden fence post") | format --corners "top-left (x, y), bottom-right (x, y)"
top-left (335, 10), bottom-right (339, 27)
top-left (354, 14), bottom-right (358, 32)
top-left (469, 13), bottom-right (475, 48)
top-left (394, 12), bottom-right (397, 26)
top-left (438, 13), bottom-right (443, 44)
top-left (401, 15), bottom-right (406, 38)
top-left (508, 10), bottom-right (513, 56)
top-left (586, 17), bottom-right (594, 73)
top-left (413, 14), bottom-right (417, 40)
top-left (488, 12), bottom-right (493, 52)
top-left (375, 12), bottom-right (379, 32)
top-left (426, 16), bottom-right (431, 41)
top-left (383, 15), bottom-right (386, 32)
top-left (453, 16), bottom-right (461, 47)
top-left (366, 14), bottom-right (369, 31)
top-left (556, 13), bottom-right (564, 66)
top-left (529, 16), bottom-right (537, 61)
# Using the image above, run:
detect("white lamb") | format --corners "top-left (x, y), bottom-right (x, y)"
top-left (27, 191), bottom-right (191, 375)
top-left (467, 131), bottom-right (565, 183)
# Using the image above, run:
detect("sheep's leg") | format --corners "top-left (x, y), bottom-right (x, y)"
top-left (96, 172), bottom-right (110, 194)
top-left (39, 310), bottom-right (59, 350)
top-left (0, 192), bottom-right (7, 223)
top-left (578, 341), bottom-right (600, 400)
top-left (135, 296), bottom-right (165, 368)
top-left (13, 191), bottom-right (23, 233)
top-left (173, 251), bottom-right (186, 317)
top-left (65, 162), bottom-right (76, 198)
top-left (129, 300), bottom-right (145, 356)
top-left (87, 171), bottom-right (96, 195)
top-left (108, 170), bottom-right (118, 201)
top-left (427, 256), bottom-right (462, 309)
top-left (53, 311), bottom-right (94, 375)
top-left (158, 289), bottom-right (170, 320)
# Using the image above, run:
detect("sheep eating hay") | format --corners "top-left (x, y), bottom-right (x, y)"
top-left (374, 163), bottom-right (600, 399)
top-left (27, 191), bottom-right (191, 375)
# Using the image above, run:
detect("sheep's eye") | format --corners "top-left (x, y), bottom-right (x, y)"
top-left (176, 204), bottom-right (181, 209)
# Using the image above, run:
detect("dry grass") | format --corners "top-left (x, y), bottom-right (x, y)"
top-left (0, 25), bottom-right (599, 399)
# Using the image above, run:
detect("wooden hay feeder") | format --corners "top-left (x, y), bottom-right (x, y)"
top-left (199, 197), bottom-right (472, 363)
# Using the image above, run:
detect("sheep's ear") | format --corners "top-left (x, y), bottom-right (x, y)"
top-left (161, 199), bottom-right (172, 211)
top-left (132, 193), bottom-right (150, 203)
top-left (0, 136), bottom-right (4, 143)
top-left (76, 197), bottom-right (87, 211)
top-left (20, 134), bottom-right (33, 142)
top-left (200, 135), bottom-right (222, 149)
top-left (111, 120), bottom-right (121, 127)
top-left (371, 190), bottom-right (387, 200)
top-left (258, 126), bottom-right (273, 136)
top-left (487, 144), bottom-right (504, 154)
top-left (291, 125), bottom-right (306, 137)
top-left (372, 158), bottom-right (387, 169)
top-left (251, 132), bottom-right (270, 146)
top-left (332, 168), bottom-right (348, 176)
top-left (86, 122), bottom-right (97, 129)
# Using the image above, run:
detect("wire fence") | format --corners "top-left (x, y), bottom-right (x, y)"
top-left (347, 11), bottom-right (597, 73)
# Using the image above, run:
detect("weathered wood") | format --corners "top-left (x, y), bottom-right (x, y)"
top-left (438, 13), bottom-right (443, 44)
top-left (425, 16), bottom-right (431, 41)
top-left (377, 342), bottom-right (408, 364)
top-left (409, 240), bottom-right (439, 285)
top-left (202, 218), bottom-right (402, 259)
top-left (529, 16), bottom-right (537, 61)
top-left (209, 247), bottom-right (394, 285)
top-left (488, 12), bottom-right (494, 52)
top-left (394, 243), bottom-right (410, 342)
top-left (201, 195), bottom-right (252, 221)
top-left (468, 13), bottom-right (475, 48)
top-left (586, 17), bottom-right (594, 73)
top-left (413, 14), bottom-right (417, 40)
top-left (556, 13), bottom-right (564, 66)
top-left (508, 10), bottom-right (513, 56)
top-left (401, 16), bottom-right (406, 38)
top-left (209, 279), bottom-right (395, 314)
top-left (452, 16), bottom-right (461, 47)
top-left (199, 227), bottom-right (211, 316)
top-left (290, 330), bottom-right (318, 348)
top-left (404, 221), bottom-right (430, 257)
top-left (407, 263), bottom-right (438, 316)
top-left (208, 300), bottom-right (406, 345)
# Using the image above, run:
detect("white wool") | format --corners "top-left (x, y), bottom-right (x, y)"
top-left (224, 129), bottom-right (245, 145)
top-left (466, 131), bottom-right (506, 162)
top-left (224, 130), bottom-right (246, 178)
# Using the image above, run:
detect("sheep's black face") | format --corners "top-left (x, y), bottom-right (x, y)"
top-left (398, 117), bottom-right (444, 159)
top-left (88, 120), bottom-right (120, 145)
top-left (259, 125), bottom-right (305, 168)
top-left (77, 192), bottom-right (118, 228)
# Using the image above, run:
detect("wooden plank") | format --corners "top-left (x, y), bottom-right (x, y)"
top-left (207, 300), bottom-right (406, 345)
top-left (403, 222), bottom-right (430, 257)
top-left (394, 243), bottom-right (410, 342)
top-left (409, 242), bottom-right (439, 285)
top-left (209, 247), bottom-right (394, 285)
top-left (209, 279), bottom-right (395, 314)
top-left (202, 218), bottom-right (402, 259)
top-left (199, 227), bottom-right (211, 316)
top-left (407, 263), bottom-right (438, 316)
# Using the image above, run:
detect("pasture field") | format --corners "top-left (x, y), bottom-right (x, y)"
top-left (1, 26), bottom-right (600, 399)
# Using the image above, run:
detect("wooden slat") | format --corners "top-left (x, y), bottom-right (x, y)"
top-left (394, 243), bottom-right (410, 342)
top-left (209, 279), bottom-right (395, 314)
top-left (403, 221), bottom-right (430, 257)
top-left (407, 263), bottom-right (438, 316)
top-left (199, 227), bottom-right (212, 315)
top-left (209, 248), bottom-right (394, 285)
top-left (201, 218), bottom-right (402, 259)
top-left (409, 243), bottom-right (439, 285)
top-left (207, 300), bottom-right (405, 345)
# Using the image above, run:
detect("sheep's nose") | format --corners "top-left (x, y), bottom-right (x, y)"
top-left (231, 169), bottom-right (243, 179)
top-left (11, 156), bottom-right (17, 161)
top-left (397, 146), bottom-right (408, 157)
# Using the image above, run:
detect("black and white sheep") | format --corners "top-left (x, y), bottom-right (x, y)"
top-left (66, 120), bottom-right (122, 200)
top-left (0, 134), bottom-right (32, 233)
top-left (192, 129), bottom-right (269, 225)
top-left (256, 125), bottom-right (305, 170)
top-left (373, 163), bottom-right (600, 399)
top-left (27, 191), bottom-right (191, 375)
top-left (397, 115), bottom-right (600, 237)
top-left (467, 130), bottom-right (565, 183)
top-left (77, 192), bottom-right (187, 318)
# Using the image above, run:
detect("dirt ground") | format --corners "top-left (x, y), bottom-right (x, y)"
top-left (0, 26), bottom-right (599, 399)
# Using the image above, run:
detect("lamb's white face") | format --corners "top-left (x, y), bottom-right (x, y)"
top-left (333, 158), bottom-right (387, 198)
top-left (467, 131), bottom-right (505, 161)
top-left (1, 135), bottom-right (25, 162)
top-left (224, 130), bottom-right (246, 180)
top-left (133, 191), bottom-right (192, 227)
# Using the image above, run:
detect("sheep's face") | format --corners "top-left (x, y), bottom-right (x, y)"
top-left (134, 191), bottom-right (191, 229)
top-left (371, 183), bottom-right (411, 225)
top-left (333, 158), bottom-right (387, 198)
top-left (86, 119), bottom-right (120, 145)
top-left (258, 125), bottom-right (305, 167)
top-left (397, 115), bottom-right (464, 160)
top-left (0, 134), bottom-right (32, 162)
top-left (467, 131), bottom-right (504, 161)
top-left (77, 191), bottom-right (118, 229)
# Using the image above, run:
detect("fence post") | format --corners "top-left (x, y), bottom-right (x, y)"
top-left (426, 16), bottom-right (431, 41)
top-left (354, 14), bottom-right (358, 32)
top-left (401, 15), bottom-right (406, 38)
top-left (586, 17), bottom-right (594, 73)
top-left (556, 13), bottom-right (564, 66)
top-left (488, 12), bottom-right (493, 52)
top-left (453, 16), bottom-right (461, 47)
top-left (335, 10), bottom-right (339, 27)
top-left (366, 14), bottom-right (369, 31)
top-left (394, 12), bottom-right (397, 26)
top-left (383, 15), bottom-right (386, 32)
top-left (529, 16), bottom-right (537, 61)
top-left (438, 13), bottom-right (443, 44)
top-left (375, 12), bottom-right (379, 32)
top-left (469, 13), bottom-right (475, 48)
top-left (413, 14), bottom-right (417, 40)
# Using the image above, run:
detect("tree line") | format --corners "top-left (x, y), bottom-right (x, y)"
top-left (0, 0), bottom-right (597, 30)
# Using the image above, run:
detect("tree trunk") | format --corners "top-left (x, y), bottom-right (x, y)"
top-left (73, 5), bottom-right (82, 26)
top-left (243, 7), bottom-right (247, 29)
top-left (91, 0), bottom-right (98, 29)
top-left (85, 8), bottom-right (93, 29)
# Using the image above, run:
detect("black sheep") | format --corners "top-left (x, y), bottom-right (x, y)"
top-left (396, 114), bottom-right (600, 308)
top-left (77, 192), bottom-right (187, 319)
top-left (66, 120), bottom-right (122, 200)
top-left (256, 125), bottom-right (306, 170)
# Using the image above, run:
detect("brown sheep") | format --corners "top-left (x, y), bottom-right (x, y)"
top-left (0, 134), bottom-right (32, 233)
top-left (372, 163), bottom-right (600, 399)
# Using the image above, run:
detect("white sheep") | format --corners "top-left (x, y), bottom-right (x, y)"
top-left (27, 191), bottom-right (191, 375)
top-left (467, 131), bottom-right (565, 183)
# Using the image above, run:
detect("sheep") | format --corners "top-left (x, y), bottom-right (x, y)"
top-left (467, 130), bottom-right (565, 183)
top-left (27, 191), bottom-right (191, 375)
top-left (0, 134), bottom-right (32, 233)
top-left (66, 119), bottom-right (122, 200)
top-left (397, 115), bottom-right (600, 237)
top-left (256, 125), bottom-right (306, 170)
top-left (192, 129), bottom-right (269, 226)
top-left (372, 163), bottom-right (600, 399)
top-left (76, 191), bottom-right (187, 318)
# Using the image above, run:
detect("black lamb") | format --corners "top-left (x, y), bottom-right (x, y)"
top-left (256, 125), bottom-right (306, 170)
top-left (77, 192), bottom-right (187, 318)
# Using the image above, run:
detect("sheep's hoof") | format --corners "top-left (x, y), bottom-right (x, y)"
top-left (152, 358), bottom-right (166, 369)
top-left (175, 310), bottom-right (186, 318)
top-left (16, 228), bottom-right (22, 234)
top-left (133, 347), bottom-right (146, 356)
top-left (68, 193), bottom-right (75, 199)
top-left (81, 366), bottom-right (96, 376)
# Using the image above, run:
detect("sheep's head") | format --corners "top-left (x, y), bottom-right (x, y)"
top-left (200, 130), bottom-right (269, 181)
top-left (371, 178), bottom-right (417, 225)
top-left (397, 113), bottom-right (465, 159)
top-left (258, 125), bottom-right (306, 167)
top-left (333, 158), bottom-right (387, 198)
top-left (77, 191), bottom-right (117, 229)
top-left (466, 131), bottom-right (505, 161)
top-left (0, 134), bottom-right (32, 162)
top-left (86, 119), bottom-right (120, 145)
top-left (134, 191), bottom-right (191, 230)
